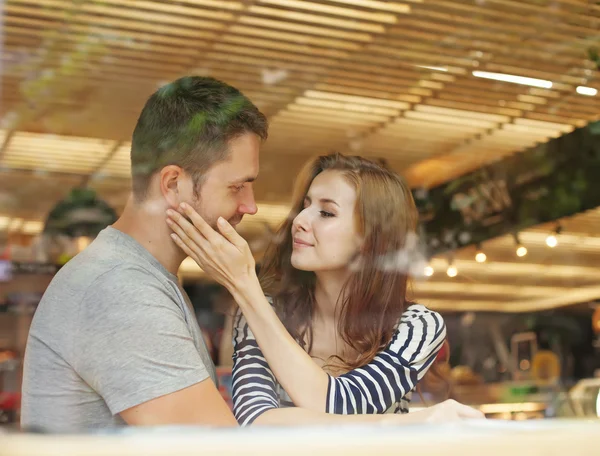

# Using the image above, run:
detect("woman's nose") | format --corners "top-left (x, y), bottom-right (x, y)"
top-left (292, 208), bottom-right (310, 232)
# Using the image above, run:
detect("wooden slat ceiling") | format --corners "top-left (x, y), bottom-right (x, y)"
top-left (1, 0), bottom-right (599, 312)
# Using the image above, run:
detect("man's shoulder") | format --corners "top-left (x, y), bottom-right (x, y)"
top-left (80, 261), bottom-right (177, 310)
top-left (43, 249), bottom-right (174, 317)
top-left (52, 251), bottom-right (150, 290)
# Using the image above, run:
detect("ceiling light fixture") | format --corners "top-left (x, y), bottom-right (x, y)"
top-left (576, 86), bottom-right (598, 96)
top-left (416, 65), bottom-right (448, 72)
top-left (472, 71), bottom-right (553, 89)
top-left (324, 0), bottom-right (411, 14)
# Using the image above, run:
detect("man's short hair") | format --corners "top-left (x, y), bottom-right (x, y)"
top-left (130, 76), bottom-right (268, 200)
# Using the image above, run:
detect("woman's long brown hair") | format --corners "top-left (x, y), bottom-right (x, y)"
top-left (259, 153), bottom-right (449, 389)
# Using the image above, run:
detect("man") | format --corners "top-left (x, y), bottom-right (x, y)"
top-left (21, 76), bottom-right (267, 431)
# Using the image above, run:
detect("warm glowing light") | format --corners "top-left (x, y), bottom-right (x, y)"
top-left (472, 71), bottom-right (552, 89)
top-left (76, 236), bottom-right (92, 252)
top-left (576, 86), bottom-right (597, 96)
top-left (447, 265), bottom-right (458, 277)
top-left (417, 65), bottom-right (448, 72)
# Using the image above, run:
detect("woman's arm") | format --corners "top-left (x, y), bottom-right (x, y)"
top-left (324, 305), bottom-right (445, 414)
top-left (231, 311), bottom-right (280, 425)
top-left (232, 278), bottom-right (332, 413)
top-left (252, 399), bottom-right (484, 425)
top-left (253, 406), bottom-right (415, 426)
top-left (233, 309), bottom-right (478, 426)
top-left (234, 283), bottom-right (446, 415)
top-left (232, 309), bottom-right (413, 426)
top-left (232, 308), bottom-right (478, 426)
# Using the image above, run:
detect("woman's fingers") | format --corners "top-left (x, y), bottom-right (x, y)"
top-left (166, 204), bottom-right (254, 291)
top-left (166, 212), bottom-right (210, 256)
top-left (173, 204), bottom-right (250, 259)
top-left (178, 203), bottom-right (223, 246)
top-left (166, 209), bottom-right (211, 252)
top-left (217, 217), bottom-right (250, 254)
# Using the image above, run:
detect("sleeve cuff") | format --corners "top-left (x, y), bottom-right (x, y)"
top-left (108, 369), bottom-right (210, 415)
top-left (325, 374), bottom-right (335, 414)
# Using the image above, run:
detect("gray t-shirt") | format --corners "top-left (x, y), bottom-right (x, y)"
top-left (21, 227), bottom-right (216, 432)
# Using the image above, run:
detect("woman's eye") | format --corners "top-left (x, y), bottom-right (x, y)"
top-left (320, 211), bottom-right (334, 218)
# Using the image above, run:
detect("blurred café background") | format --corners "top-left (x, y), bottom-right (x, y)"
top-left (0, 0), bottom-right (599, 428)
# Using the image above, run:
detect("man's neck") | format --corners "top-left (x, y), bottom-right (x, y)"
top-left (111, 195), bottom-right (186, 276)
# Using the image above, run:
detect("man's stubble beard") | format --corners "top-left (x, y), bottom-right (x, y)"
top-left (191, 183), bottom-right (243, 230)
top-left (189, 191), bottom-right (219, 230)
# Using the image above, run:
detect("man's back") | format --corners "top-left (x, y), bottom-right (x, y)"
top-left (21, 227), bottom-right (215, 432)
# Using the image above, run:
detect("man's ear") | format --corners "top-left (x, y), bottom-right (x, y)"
top-left (159, 165), bottom-right (187, 208)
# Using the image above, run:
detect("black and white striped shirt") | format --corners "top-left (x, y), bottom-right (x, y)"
top-left (232, 304), bottom-right (446, 426)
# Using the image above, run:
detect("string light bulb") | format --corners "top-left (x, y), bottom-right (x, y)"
top-left (514, 233), bottom-right (527, 257)
top-left (446, 258), bottom-right (457, 277)
top-left (475, 244), bottom-right (486, 263)
top-left (546, 225), bottom-right (562, 248)
top-left (447, 265), bottom-right (458, 277)
top-left (424, 265), bottom-right (434, 277)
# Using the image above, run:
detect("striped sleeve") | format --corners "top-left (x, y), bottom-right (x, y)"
top-left (325, 305), bottom-right (446, 414)
top-left (231, 310), bottom-right (279, 426)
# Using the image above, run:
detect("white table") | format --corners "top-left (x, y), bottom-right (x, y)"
top-left (1, 419), bottom-right (599, 456)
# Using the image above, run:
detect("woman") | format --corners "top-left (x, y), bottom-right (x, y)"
top-left (167, 153), bottom-right (483, 425)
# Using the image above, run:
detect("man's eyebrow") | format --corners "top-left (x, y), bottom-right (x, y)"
top-left (230, 175), bottom-right (257, 184)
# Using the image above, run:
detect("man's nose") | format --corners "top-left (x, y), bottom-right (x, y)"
top-left (239, 188), bottom-right (258, 215)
